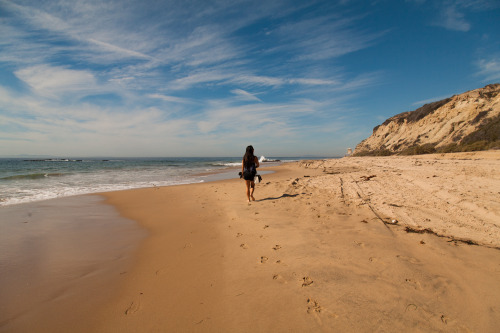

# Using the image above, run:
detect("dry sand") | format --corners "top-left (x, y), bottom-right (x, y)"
top-left (2, 151), bottom-right (500, 332)
top-left (96, 150), bottom-right (500, 332)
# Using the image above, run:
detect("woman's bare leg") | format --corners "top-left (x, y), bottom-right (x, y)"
top-left (250, 181), bottom-right (255, 201)
top-left (245, 180), bottom-right (251, 202)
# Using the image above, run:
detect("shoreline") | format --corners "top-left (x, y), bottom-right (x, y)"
top-left (0, 159), bottom-right (283, 207)
top-left (1, 151), bottom-right (499, 331)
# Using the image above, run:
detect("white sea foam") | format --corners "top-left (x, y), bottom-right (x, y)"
top-left (259, 156), bottom-right (282, 163)
top-left (0, 177), bottom-right (202, 206)
top-left (0, 159), bottom-right (223, 206)
top-left (0, 157), bottom-right (298, 206)
top-left (211, 162), bottom-right (241, 167)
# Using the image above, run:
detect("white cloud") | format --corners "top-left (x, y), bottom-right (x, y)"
top-left (412, 94), bottom-right (452, 107)
top-left (232, 75), bottom-right (285, 87)
top-left (168, 26), bottom-right (240, 67)
top-left (269, 14), bottom-right (384, 61)
top-left (170, 71), bottom-right (232, 90)
top-left (0, 85), bottom-right (197, 156)
top-left (87, 38), bottom-right (152, 60)
top-left (436, 5), bottom-right (470, 31)
top-left (476, 57), bottom-right (500, 82)
top-left (0, 0), bottom-right (390, 156)
top-left (1, 0), bottom-right (71, 33)
top-left (148, 94), bottom-right (195, 104)
top-left (2, 0), bottom-right (378, 94)
top-left (429, 0), bottom-right (500, 32)
top-left (193, 97), bottom-right (319, 138)
top-left (0, 0), bottom-right (158, 68)
top-left (197, 120), bottom-right (218, 133)
top-left (288, 78), bottom-right (339, 85)
top-left (230, 89), bottom-right (262, 102)
top-left (15, 65), bottom-right (97, 97)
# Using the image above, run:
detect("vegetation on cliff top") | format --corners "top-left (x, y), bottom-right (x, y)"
top-left (353, 113), bottom-right (500, 157)
top-left (353, 84), bottom-right (500, 157)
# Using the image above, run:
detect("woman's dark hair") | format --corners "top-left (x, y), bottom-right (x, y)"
top-left (243, 145), bottom-right (255, 169)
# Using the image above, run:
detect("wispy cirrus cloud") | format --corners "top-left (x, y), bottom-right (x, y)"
top-left (476, 56), bottom-right (500, 82)
top-left (230, 89), bottom-right (262, 102)
top-left (14, 65), bottom-right (97, 98)
top-left (195, 99), bottom-right (316, 136)
top-left (434, 3), bottom-right (470, 31)
top-left (87, 39), bottom-right (153, 60)
top-left (231, 75), bottom-right (286, 88)
top-left (1, 0), bottom-right (379, 90)
top-left (0, 0), bottom-right (392, 156)
top-left (169, 70), bottom-right (233, 91)
top-left (147, 94), bottom-right (196, 105)
top-left (429, 0), bottom-right (499, 32)
top-left (264, 11), bottom-right (387, 62)
top-left (412, 94), bottom-right (453, 107)
top-left (288, 78), bottom-right (340, 85)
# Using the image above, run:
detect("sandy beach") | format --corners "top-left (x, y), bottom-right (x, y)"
top-left (0, 196), bottom-right (145, 332)
top-left (2, 151), bottom-right (500, 332)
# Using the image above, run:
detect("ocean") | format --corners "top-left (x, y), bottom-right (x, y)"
top-left (0, 156), bottom-right (300, 206)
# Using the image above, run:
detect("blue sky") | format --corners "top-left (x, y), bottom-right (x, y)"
top-left (0, 0), bottom-right (499, 157)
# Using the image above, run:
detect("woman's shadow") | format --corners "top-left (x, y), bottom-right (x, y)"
top-left (258, 193), bottom-right (299, 202)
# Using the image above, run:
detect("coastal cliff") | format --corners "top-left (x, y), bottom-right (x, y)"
top-left (354, 84), bottom-right (500, 155)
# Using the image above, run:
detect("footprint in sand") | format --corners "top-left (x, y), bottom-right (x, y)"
top-left (302, 276), bottom-right (314, 287)
top-left (261, 256), bottom-right (268, 263)
top-left (273, 245), bottom-right (282, 251)
top-left (125, 300), bottom-right (141, 315)
top-left (441, 314), bottom-right (454, 325)
top-left (396, 255), bottom-right (421, 264)
top-left (236, 233), bottom-right (243, 237)
top-left (306, 298), bottom-right (322, 314)
top-left (240, 243), bottom-right (249, 249)
top-left (405, 278), bottom-right (423, 290)
top-left (405, 304), bottom-right (418, 312)
top-left (272, 274), bottom-right (287, 284)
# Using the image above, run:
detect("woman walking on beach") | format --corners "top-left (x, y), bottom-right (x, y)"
top-left (242, 145), bottom-right (260, 202)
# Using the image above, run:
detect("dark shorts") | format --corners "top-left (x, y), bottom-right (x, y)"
top-left (243, 171), bottom-right (256, 181)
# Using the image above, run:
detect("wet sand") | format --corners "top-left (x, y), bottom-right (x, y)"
top-left (0, 195), bottom-right (146, 332)
top-left (2, 151), bottom-right (500, 332)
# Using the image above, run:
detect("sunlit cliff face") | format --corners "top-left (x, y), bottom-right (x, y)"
top-left (354, 84), bottom-right (500, 156)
